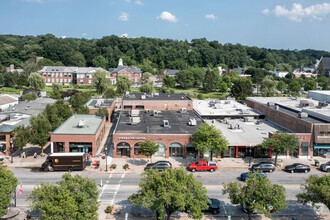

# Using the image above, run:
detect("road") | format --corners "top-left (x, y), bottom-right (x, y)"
top-left (9, 167), bottom-right (329, 218)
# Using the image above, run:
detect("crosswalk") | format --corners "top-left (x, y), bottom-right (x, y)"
top-left (98, 173), bottom-right (125, 205)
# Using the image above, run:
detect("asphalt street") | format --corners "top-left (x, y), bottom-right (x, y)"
top-left (9, 167), bottom-right (330, 218)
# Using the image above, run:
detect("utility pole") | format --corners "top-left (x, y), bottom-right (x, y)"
top-left (105, 147), bottom-right (108, 172)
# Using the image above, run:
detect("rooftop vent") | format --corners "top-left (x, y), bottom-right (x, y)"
top-left (129, 117), bottom-right (141, 125)
top-left (318, 102), bottom-right (328, 108)
top-left (188, 118), bottom-right (197, 126)
top-left (180, 108), bottom-right (187, 113)
top-left (275, 105), bottom-right (279, 110)
top-left (267, 102), bottom-right (275, 107)
top-left (78, 119), bottom-right (86, 128)
top-left (145, 109), bottom-right (150, 113)
top-left (229, 123), bottom-right (240, 130)
top-left (153, 110), bottom-right (159, 116)
top-left (299, 112), bottom-right (308, 118)
top-left (141, 95), bottom-right (146, 100)
top-left (130, 109), bottom-right (139, 117)
top-left (223, 118), bottom-right (229, 124)
top-left (224, 101), bottom-right (231, 104)
top-left (244, 117), bottom-right (254, 122)
top-left (300, 100), bottom-right (313, 107)
top-left (154, 93), bottom-right (159, 96)
top-left (163, 120), bottom-right (170, 128)
top-left (125, 91), bottom-right (130, 96)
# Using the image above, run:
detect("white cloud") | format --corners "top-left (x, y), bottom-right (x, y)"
top-left (60, 36), bottom-right (67, 39)
top-left (119, 12), bottom-right (129, 21)
top-left (22, 0), bottom-right (43, 3)
top-left (82, 33), bottom-right (87, 36)
top-left (205, 14), bottom-right (216, 19)
top-left (125, 0), bottom-right (130, 3)
top-left (135, 0), bottom-right (143, 6)
top-left (120, 33), bottom-right (128, 38)
top-left (156, 11), bottom-right (178, 23)
top-left (263, 3), bottom-right (330, 22)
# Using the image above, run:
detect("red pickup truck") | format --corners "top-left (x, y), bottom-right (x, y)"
top-left (189, 161), bottom-right (218, 172)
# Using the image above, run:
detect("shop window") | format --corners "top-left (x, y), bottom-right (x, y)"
top-left (169, 142), bottom-right (183, 157)
top-left (134, 142), bottom-right (144, 155)
top-left (154, 142), bottom-right (165, 157)
top-left (124, 105), bottom-right (132, 109)
top-left (301, 142), bottom-right (309, 156)
top-left (117, 142), bottom-right (130, 157)
top-left (135, 105), bottom-right (144, 110)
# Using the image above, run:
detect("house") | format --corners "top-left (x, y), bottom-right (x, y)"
top-left (163, 69), bottom-right (180, 77)
top-left (109, 59), bottom-right (142, 86)
top-left (6, 64), bottom-right (24, 74)
top-left (0, 95), bottom-right (18, 112)
top-left (38, 66), bottom-right (107, 85)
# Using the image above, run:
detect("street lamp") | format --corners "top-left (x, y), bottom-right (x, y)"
top-left (105, 147), bottom-right (108, 172)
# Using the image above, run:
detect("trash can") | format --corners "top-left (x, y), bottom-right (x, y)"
top-left (315, 160), bottom-right (320, 167)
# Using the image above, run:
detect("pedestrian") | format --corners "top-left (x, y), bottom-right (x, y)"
top-left (33, 152), bottom-right (37, 159)
top-left (22, 152), bottom-right (26, 158)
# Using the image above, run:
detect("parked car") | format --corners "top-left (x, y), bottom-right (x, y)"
top-left (284, 163), bottom-right (310, 173)
top-left (189, 161), bottom-right (218, 172)
top-left (204, 198), bottom-right (221, 214)
top-left (144, 161), bottom-right (172, 171)
top-left (242, 200), bottom-right (274, 214)
top-left (252, 162), bottom-right (276, 173)
top-left (320, 161), bottom-right (330, 172)
top-left (240, 171), bottom-right (266, 181)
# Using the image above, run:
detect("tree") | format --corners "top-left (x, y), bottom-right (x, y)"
top-left (23, 59), bottom-right (39, 76)
top-left (223, 172), bottom-right (288, 220)
top-left (261, 75), bottom-right (277, 97)
top-left (138, 140), bottom-right (159, 162)
top-left (92, 55), bottom-right (108, 69)
top-left (96, 108), bottom-right (109, 120)
top-left (192, 123), bottom-right (228, 161)
top-left (316, 76), bottom-right (329, 90)
top-left (71, 92), bottom-right (91, 113)
top-left (296, 175), bottom-right (330, 209)
top-left (304, 79), bottom-right (316, 91)
top-left (276, 80), bottom-right (286, 92)
top-left (231, 77), bottom-right (253, 100)
top-left (4, 72), bottom-right (17, 87)
top-left (0, 167), bottom-right (18, 217)
top-left (13, 125), bottom-right (30, 157)
top-left (50, 83), bottom-right (62, 100)
top-left (103, 87), bottom-right (116, 98)
top-left (17, 73), bottom-right (28, 87)
top-left (116, 75), bottom-right (131, 94)
top-left (28, 72), bottom-right (45, 90)
top-left (163, 75), bottom-right (176, 88)
top-left (288, 80), bottom-right (301, 95)
top-left (93, 70), bottom-right (109, 94)
top-left (140, 72), bottom-right (153, 84)
top-left (128, 167), bottom-right (209, 220)
top-left (175, 70), bottom-right (194, 88)
top-left (22, 93), bottom-right (37, 101)
top-left (203, 69), bottom-right (220, 92)
top-left (219, 82), bottom-right (228, 93)
top-left (259, 132), bottom-right (298, 166)
top-left (139, 83), bottom-right (153, 94)
top-left (28, 173), bottom-right (99, 220)
top-left (30, 114), bottom-right (51, 156)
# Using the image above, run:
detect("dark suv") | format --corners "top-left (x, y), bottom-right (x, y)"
top-left (144, 161), bottom-right (172, 171)
top-left (204, 198), bottom-right (220, 214)
top-left (252, 162), bottom-right (275, 173)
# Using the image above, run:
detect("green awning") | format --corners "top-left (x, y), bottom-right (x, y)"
top-left (314, 145), bottom-right (330, 149)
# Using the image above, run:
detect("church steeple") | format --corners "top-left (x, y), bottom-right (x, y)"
top-left (118, 58), bottom-right (123, 67)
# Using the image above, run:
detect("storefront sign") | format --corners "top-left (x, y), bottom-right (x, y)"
top-left (118, 137), bottom-right (146, 140)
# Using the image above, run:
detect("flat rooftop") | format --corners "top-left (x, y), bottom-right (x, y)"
top-left (85, 98), bottom-right (115, 110)
top-left (247, 97), bottom-right (330, 123)
top-left (52, 114), bottom-right (105, 135)
top-left (122, 93), bottom-right (191, 101)
top-left (0, 113), bottom-right (31, 133)
top-left (4, 98), bottom-right (56, 116)
top-left (193, 99), bottom-right (262, 118)
top-left (207, 118), bottom-right (289, 146)
top-left (115, 110), bottom-right (203, 134)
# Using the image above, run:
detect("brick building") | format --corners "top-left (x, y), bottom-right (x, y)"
top-left (51, 114), bottom-right (106, 157)
top-left (112, 110), bottom-right (203, 158)
top-left (121, 92), bottom-right (193, 111)
top-left (85, 98), bottom-right (116, 122)
top-left (247, 97), bottom-right (330, 158)
top-left (38, 66), bottom-right (107, 85)
top-left (109, 59), bottom-right (142, 86)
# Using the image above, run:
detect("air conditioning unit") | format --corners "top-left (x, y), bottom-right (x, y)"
top-left (154, 92), bottom-right (159, 96)
top-left (188, 118), bottom-right (197, 126)
top-left (244, 117), bottom-right (254, 122)
top-left (130, 109), bottom-right (139, 117)
top-left (275, 105), bottom-right (280, 110)
top-left (223, 118), bottom-right (229, 124)
top-left (163, 120), bottom-right (170, 127)
top-left (141, 95), bottom-right (146, 100)
top-left (145, 109), bottom-right (150, 113)
top-left (229, 123), bottom-right (240, 130)
top-left (129, 117), bottom-right (141, 125)
top-left (299, 112), bottom-right (308, 118)
top-left (181, 108), bottom-right (187, 113)
top-left (267, 102), bottom-right (275, 107)
top-left (153, 110), bottom-right (159, 116)
top-left (78, 119), bottom-right (86, 128)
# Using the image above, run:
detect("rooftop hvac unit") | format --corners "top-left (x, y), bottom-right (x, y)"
top-left (275, 105), bottom-right (280, 110)
top-left (130, 109), bottom-right (139, 117)
top-left (188, 118), bottom-right (197, 126)
top-left (229, 123), bottom-right (240, 130)
top-left (163, 120), bottom-right (170, 127)
top-left (78, 119), bottom-right (86, 128)
top-left (223, 118), bottom-right (229, 124)
top-left (141, 95), bottom-right (146, 100)
top-left (224, 101), bottom-right (231, 104)
top-left (318, 102), bottom-right (328, 107)
top-left (153, 110), bottom-right (159, 116)
top-left (154, 92), bottom-right (159, 96)
top-left (130, 117), bottom-right (141, 125)
top-left (145, 109), bottom-right (150, 113)
top-left (267, 102), bottom-right (275, 107)
top-left (299, 112), bottom-right (308, 118)
top-left (125, 91), bottom-right (130, 96)
top-left (244, 117), bottom-right (254, 122)
top-left (181, 108), bottom-right (187, 113)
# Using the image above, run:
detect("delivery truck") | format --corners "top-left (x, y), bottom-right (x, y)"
top-left (41, 152), bottom-right (86, 172)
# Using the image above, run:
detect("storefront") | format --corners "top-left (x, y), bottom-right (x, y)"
top-left (314, 145), bottom-right (330, 157)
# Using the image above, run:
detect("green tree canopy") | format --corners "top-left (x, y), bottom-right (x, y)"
top-left (28, 72), bottom-right (45, 90)
top-left (175, 70), bottom-right (195, 88)
top-left (231, 77), bottom-right (253, 100)
top-left (296, 174), bottom-right (330, 209)
top-left (116, 75), bottom-right (131, 94)
top-left (261, 75), bottom-right (277, 97)
top-left (128, 167), bottom-right (209, 220)
top-left (163, 75), bottom-right (176, 88)
top-left (304, 79), bottom-right (316, 91)
top-left (43, 100), bottom-right (72, 131)
top-left (30, 114), bottom-right (52, 155)
top-left (288, 80), bottom-right (301, 95)
top-left (50, 83), bottom-right (62, 100)
top-left (92, 55), bottom-right (108, 69)
top-left (138, 140), bottom-right (159, 162)
top-left (28, 173), bottom-right (99, 220)
top-left (316, 76), bottom-right (329, 90)
top-left (259, 132), bottom-right (299, 165)
top-left (139, 83), bottom-right (153, 94)
top-left (103, 87), bottom-right (116, 98)
top-left (140, 72), bottom-right (153, 84)
top-left (203, 68), bottom-right (220, 92)
top-left (223, 172), bottom-right (288, 220)
top-left (96, 108), bottom-right (109, 119)
top-left (0, 167), bottom-right (18, 217)
top-left (93, 70), bottom-right (110, 94)
top-left (13, 125), bottom-right (30, 157)
top-left (192, 123), bottom-right (228, 160)
top-left (71, 92), bottom-right (91, 113)
top-left (17, 72), bottom-right (28, 87)
top-left (22, 93), bottom-right (37, 101)
top-left (276, 80), bottom-right (286, 92)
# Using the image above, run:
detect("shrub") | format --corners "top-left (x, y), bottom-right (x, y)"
top-left (110, 164), bottom-right (117, 169)
top-left (123, 164), bottom-right (129, 170)
top-left (22, 93), bottom-right (37, 101)
top-left (169, 89), bottom-right (175, 94)
top-left (197, 94), bottom-right (204, 100)
top-left (105, 205), bottom-right (113, 213)
top-left (187, 92), bottom-right (195, 98)
top-left (160, 88), bottom-right (168, 93)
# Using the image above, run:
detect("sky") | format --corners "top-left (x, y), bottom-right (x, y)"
top-left (1, 0), bottom-right (330, 51)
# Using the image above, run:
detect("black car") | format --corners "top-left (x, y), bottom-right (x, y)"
top-left (144, 161), bottom-right (172, 171)
top-left (205, 198), bottom-right (220, 214)
top-left (252, 163), bottom-right (275, 173)
top-left (284, 163), bottom-right (310, 173)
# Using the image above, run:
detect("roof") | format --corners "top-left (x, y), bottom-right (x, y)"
top-left (3, 98), bottom-right (56, 116)
top-left (52, 114), bottom-right (105, 135)
top-left (0, 95), bottom-right (18, 106)
top-left (0, 113), bottom-right (31, 133)
top-left (193, 99), bottom-right (262, 118)
top-left (109, 66), bottom-right (142, 74)
top-left (164, 69), bottom-right (179, 76)
top-left (49, 152), bottom-right (85, 157)
top-left (115, 110), bottom-right (203, 135)
top-left (207, 119), bottom-right (289, 146)
top-left (247, 97), bottom-right (330, 123)
top-left (122, 93), bottom-right (191, 101)
top-left (85, 98), bottom-right (115, 110)
top-left (38, 66), bottom-right (107, 74)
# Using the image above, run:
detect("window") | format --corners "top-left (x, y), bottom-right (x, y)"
top-left (88, 80), bottom-right (92, 84)
top-left (52, 73), bottom-right (54, 77)
top-left (69, 79), bottom-right (71, 82)
top-left (68, 74), bottom-right (71, 77)
top-left (48, 79), bottom-right (51, 83)
top-left (56, 79), bottom-right (59, 83)
top-left (56, 73), bottom-right (58, 77)
top-left (64, 79), bottom-right (67, 83)
top-left (80, 80), bottom-right (83, 83)
top-left (60, 73), bottom-right (63, 77)
top-left (64, 73), bottom-right (67, 77)
top-left (60, 79), bottom-right (63, 83)
top-left (48, 73), bottom-right (51, 77)
top-left (52, 79), bottom-right (55, 83)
